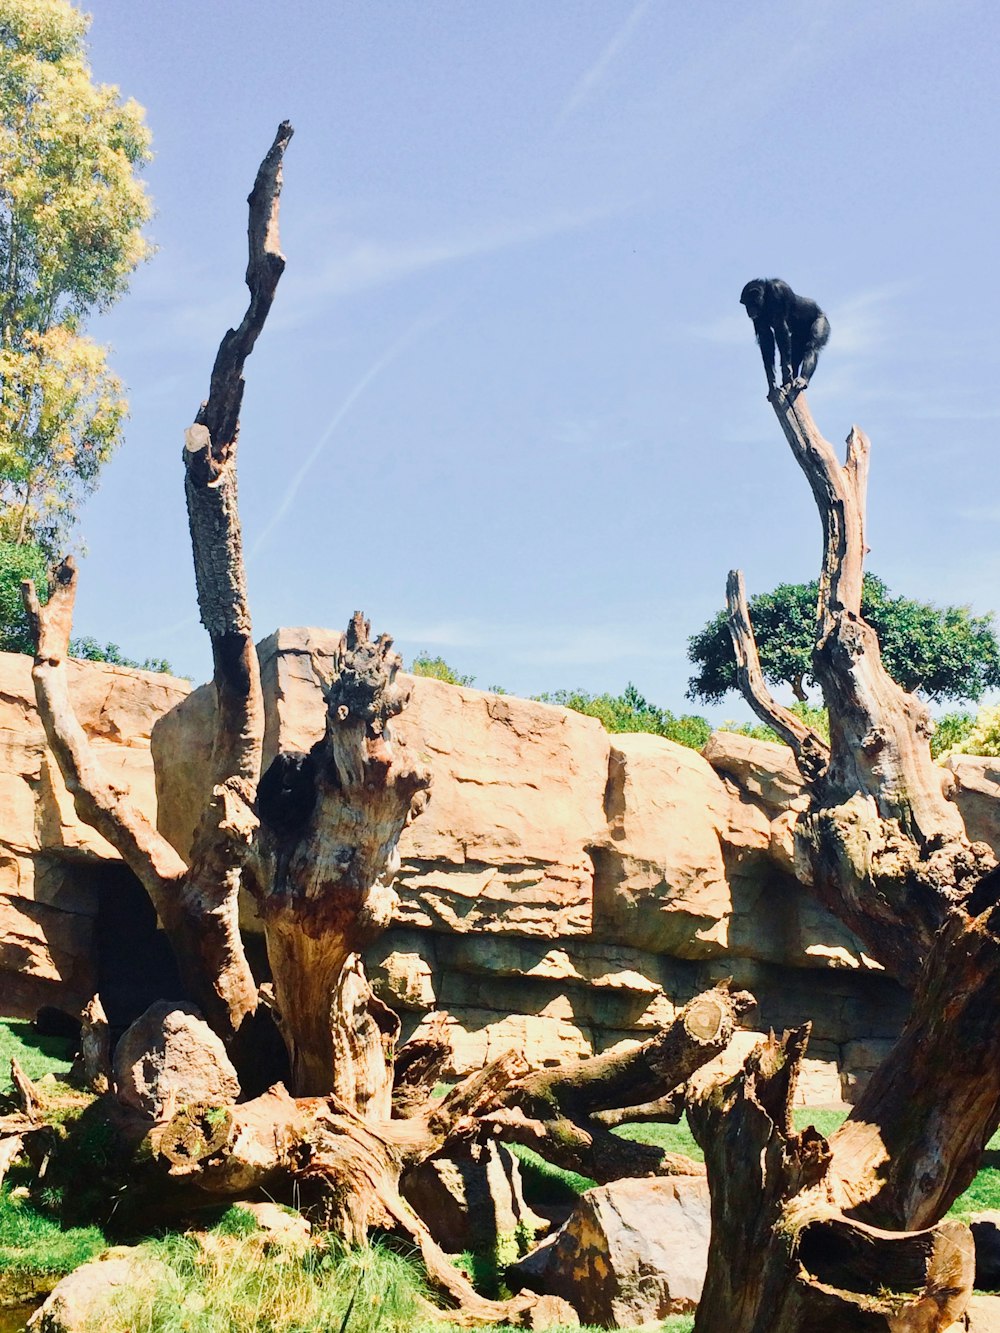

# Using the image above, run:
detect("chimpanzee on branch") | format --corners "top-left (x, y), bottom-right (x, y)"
top-left (739, 278), bottom-right (830, 395)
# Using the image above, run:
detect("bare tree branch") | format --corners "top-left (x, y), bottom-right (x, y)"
top-left (21, 561), bottom-right (188, 902)
top-left (725, 568), bottom-right (829, 781)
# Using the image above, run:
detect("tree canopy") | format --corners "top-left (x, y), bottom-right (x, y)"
top-left (537, 682), bottom-right (711, 750)
top-left (0, 0), bottom-right (152, 554)
top-left (687, 574), bottom-right (1000, 706)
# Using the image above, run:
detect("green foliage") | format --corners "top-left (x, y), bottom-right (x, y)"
top-left (944, 703), bottom-right (1000, 758)
top-left (68, 635), bottom-right (174, 675)
top-left (0, 537), bottom-right (45, 651)
top-left (930, 710), bottom-right (976, 758)
top-left (410, 653), bottom-right (475, 686)
top-left (209, 1206), bottom-right (261, 1240)
top-left (537, 683), bottom-right (711, 750)
top-left (0, 0), bottom-right (153, 555)
top-left (688, 574), bottom-right (1000, 706)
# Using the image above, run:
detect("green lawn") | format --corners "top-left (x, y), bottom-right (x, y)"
top-left (0, 1020), bottom-right (74, 1087)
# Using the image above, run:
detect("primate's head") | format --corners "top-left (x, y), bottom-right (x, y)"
top-left (739, 280), bottom-right (765, 319)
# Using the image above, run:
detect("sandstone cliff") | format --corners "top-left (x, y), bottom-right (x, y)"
top-left (3, 634), bottom-right (995, 1105)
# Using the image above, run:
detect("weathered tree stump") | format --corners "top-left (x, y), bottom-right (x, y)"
top-left (704, 382), bottom-right (1000, 1328)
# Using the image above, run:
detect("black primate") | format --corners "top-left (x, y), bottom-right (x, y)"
top-left (739, 278), bottom-right (830, 394)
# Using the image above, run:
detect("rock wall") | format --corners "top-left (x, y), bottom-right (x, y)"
top-left (0, 652), bottom-right (190, 1020)
top-left (153, 630), bottom-right (916, 1105)
top-left (4, 633), bottom-right (997, 1107)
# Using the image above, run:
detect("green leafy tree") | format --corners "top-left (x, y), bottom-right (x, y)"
top-left (0, 0), bottom-right (153, 555)
top-left (68, 635), bottom-right (174, 675)
top-left (688, 574), bottom-right (1000, 706)
top-left (409, 653), bottom-right (475, 687)
top-left (942, 705), bottom-right (1000, 758)
top-left (930, 710), bottom-right (976, 759)
top-left (536, 682), bottom-right (711, 751)
top-left (0, 537), bottom-right (45, 650)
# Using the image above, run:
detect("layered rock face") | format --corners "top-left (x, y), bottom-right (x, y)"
top-left (151, 630), bottom-right (922, 1104)
top-left (0, 652), bottom-right (189, 1021)
top-left (5, 633), bottom-right (996, 1106)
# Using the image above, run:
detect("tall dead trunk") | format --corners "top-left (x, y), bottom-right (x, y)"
top-left (20, 127), bottom-right (298, 1057)
top-left (698, 382), bottom-right (1000, 1330)
top-left (248, 612), bottom-right (431, 1102)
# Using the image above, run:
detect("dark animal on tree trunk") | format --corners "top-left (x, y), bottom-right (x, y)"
top-left (740, 277), bottom-right (830, 395)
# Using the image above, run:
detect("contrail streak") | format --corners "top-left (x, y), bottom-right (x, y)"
top-left (249, 309), bottom-right (442, 559)
top-left (554, 0), bottom-right (652, 129)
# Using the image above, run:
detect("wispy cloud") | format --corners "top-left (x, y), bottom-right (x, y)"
top-left (289, 205), bottom-right (620, 307)
top-left (554, 0), bottom-right (653, 129)
top-left (827, 281), bottom-right (910, 356)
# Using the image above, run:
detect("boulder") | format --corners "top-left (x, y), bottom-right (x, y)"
top-left (401, 1139), bottom-right (545, 1257)
top-left (113, 1001), bottom-right (240, 1118)
top-left (27, 1249), bottom-right (166, 1332)
top-left (509, 1175), bottom-right (711, 1323)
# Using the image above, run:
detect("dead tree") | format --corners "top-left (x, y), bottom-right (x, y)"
top-left (692, 385), bottom-right (1000, 1330)
top-left (18, 123), bottom-right (757, 1323)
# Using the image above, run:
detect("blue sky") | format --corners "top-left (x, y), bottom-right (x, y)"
top-left (73, 0), bottom-right (1000, 719)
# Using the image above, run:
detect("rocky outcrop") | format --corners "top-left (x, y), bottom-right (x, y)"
top-left (5, 633), bottom-right (992, 1107)
top-left (148, 630), bottom-right (914, 1102)
top-left (0, 652), bottom-right (189, 1019)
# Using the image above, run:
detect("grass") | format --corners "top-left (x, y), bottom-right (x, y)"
top-left (0, 1186), bottom-right (106, 1283)
top-left (89, 1226), bottom-right (431, 1333)
top-left (0, 1020), bottom-right (74, 1087)
top-left (949, 1166), bottom-right (1000, 1220)
top-left (508, 1144), bottom-right (596, 1203)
